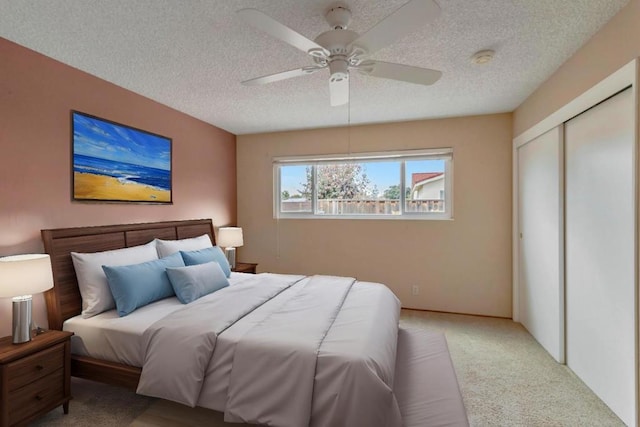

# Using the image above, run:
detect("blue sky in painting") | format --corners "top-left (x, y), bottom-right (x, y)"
top-left (73, 112), bottom-right (171, 171)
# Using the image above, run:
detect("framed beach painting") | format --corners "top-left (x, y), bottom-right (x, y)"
top-left (72, 111), bottom-right (172, 203)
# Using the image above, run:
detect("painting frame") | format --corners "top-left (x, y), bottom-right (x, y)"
top-left (71, 111), bottom-right (173, 204)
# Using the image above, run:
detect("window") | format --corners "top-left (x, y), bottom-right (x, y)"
top-left (274, 149), bottom-right (452, 219)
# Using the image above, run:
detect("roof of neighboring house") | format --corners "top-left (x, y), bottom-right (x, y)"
top-left (411, 172), bottom-right (444, 188)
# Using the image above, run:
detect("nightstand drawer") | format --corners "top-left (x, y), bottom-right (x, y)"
top-left (0, 330), bottom-right (72, 427)
top-left (7, 343), bottom-right (64, 390)
top-left (9, 369), bottom-right (64, 426)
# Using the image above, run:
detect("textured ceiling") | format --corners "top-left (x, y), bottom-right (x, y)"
top-left (0, 0), bottom-right (629, 135)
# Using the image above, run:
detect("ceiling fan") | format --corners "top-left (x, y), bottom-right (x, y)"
top-left (237, 0), bottom-right (442, 107)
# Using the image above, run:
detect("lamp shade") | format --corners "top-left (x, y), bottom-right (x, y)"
top-left (217, 227), bottom-right (244, 248)
top-left (0, 254), bottom-right (54, 297)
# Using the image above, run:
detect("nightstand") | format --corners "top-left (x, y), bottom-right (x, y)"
top-left (232, 262), bottom-right (258, 274)
top-left (0, 330), bottom-right (73, 427)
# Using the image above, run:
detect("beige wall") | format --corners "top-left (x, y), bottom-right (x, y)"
top-left (237, 114), bottom-right (513, 318)
top-left (0, 38), bottom-right (236, 335)
top-left (514, 0), bottom-right (640, 136)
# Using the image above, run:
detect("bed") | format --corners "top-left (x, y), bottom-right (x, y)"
top-left (41, 218), bottom-right (468, 427)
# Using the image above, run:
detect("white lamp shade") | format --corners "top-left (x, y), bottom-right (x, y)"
top-left (217, 227), bottom-right (244, 248)
top-left (0, 254), bottom-right (54, 297)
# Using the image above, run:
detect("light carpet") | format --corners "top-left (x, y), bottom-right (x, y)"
top-left (401, 310), bottom-right (623, 426)
top-left (31, 310), bottom-right (624, 426)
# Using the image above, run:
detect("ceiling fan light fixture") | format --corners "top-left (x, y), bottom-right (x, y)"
top-left (329, 59), bottom-right (349, 82)
top-left (471, 49), bottom-right (495, 65)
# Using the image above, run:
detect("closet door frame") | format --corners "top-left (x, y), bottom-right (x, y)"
top-left (512, 59), bottom-right (639, 425)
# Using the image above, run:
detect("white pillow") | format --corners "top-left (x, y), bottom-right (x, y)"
top-left (71, 241), bottom-right (159, 318)
top-left (155, 234), bottom-right (213, 258)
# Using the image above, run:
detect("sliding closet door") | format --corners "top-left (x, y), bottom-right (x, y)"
top-left (565, 88), bottom-right (635, 426)
top-left (517, 127), bottom-right (564, 362)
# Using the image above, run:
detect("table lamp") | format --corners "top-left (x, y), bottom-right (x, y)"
top-left (217, 227), bottom-right (243, 269)
top-left (0, 254), bottom-right (54, 344)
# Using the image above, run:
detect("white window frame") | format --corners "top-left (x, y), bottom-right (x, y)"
top-left (273, 148), bottom-right (453, 220)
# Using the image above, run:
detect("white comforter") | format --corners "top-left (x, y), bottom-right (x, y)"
top-left (137, 273), bottom-right (402, 427)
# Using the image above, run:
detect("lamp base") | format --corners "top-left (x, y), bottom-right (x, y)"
top-left (224, 247), bottom-right (237, 269)
top-left (12, 296), bottom-right (33, 344)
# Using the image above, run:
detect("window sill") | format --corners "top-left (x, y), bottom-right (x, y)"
top-left (274, 214), bottom-right (453, 221)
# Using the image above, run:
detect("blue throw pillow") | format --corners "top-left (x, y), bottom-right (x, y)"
top-left (166, 261), bottom-right (230, 304)
top-left (180, 246), bottom-right (231, 277)
top-left (102, 252), bottom-right (185, 316)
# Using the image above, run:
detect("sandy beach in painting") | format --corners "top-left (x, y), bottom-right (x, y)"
top-left (74, 172), bottom-right (171, 202)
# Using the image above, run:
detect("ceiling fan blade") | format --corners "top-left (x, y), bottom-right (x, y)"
top-left (237, 9), bottom-right (330, 58)
top-left (330, 76), bottom-right (349, 106)
top-left (347, 0), bottom-right (441, 56)
top-left (360, 61), bottom-right (442, 86)
top-left (242, 67), bottom-right (323, 86)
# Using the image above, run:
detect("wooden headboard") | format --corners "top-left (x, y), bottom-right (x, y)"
top-left (41, 219), bottom-right (215, 330)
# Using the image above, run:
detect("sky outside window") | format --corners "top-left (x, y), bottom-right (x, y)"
top-left (280, 165), bottom-right (307, 197)
top-left (280, 159), bottom-right (446, 197)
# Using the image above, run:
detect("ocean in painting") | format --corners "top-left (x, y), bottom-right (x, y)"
top-left (74, 154), bottom-right (171, 191)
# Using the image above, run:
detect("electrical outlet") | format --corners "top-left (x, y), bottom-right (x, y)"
top-left (411, 285), bottom-right (419, 296)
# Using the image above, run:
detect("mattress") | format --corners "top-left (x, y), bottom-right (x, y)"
top-left (63, 272), bottom-right (258, 366)
top-left (66, 272), bottom-right (402, 425)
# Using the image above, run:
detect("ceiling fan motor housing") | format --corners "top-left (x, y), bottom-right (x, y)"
top-left (315, 28), bottom-right (359, 81)
top-left (314, 29), bottom-right (359, 56)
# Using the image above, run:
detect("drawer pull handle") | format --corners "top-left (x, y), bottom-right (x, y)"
top-left (35, 395), bottom-right (43, 401)
top-left (36, 365), bottom-right (44, 370)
